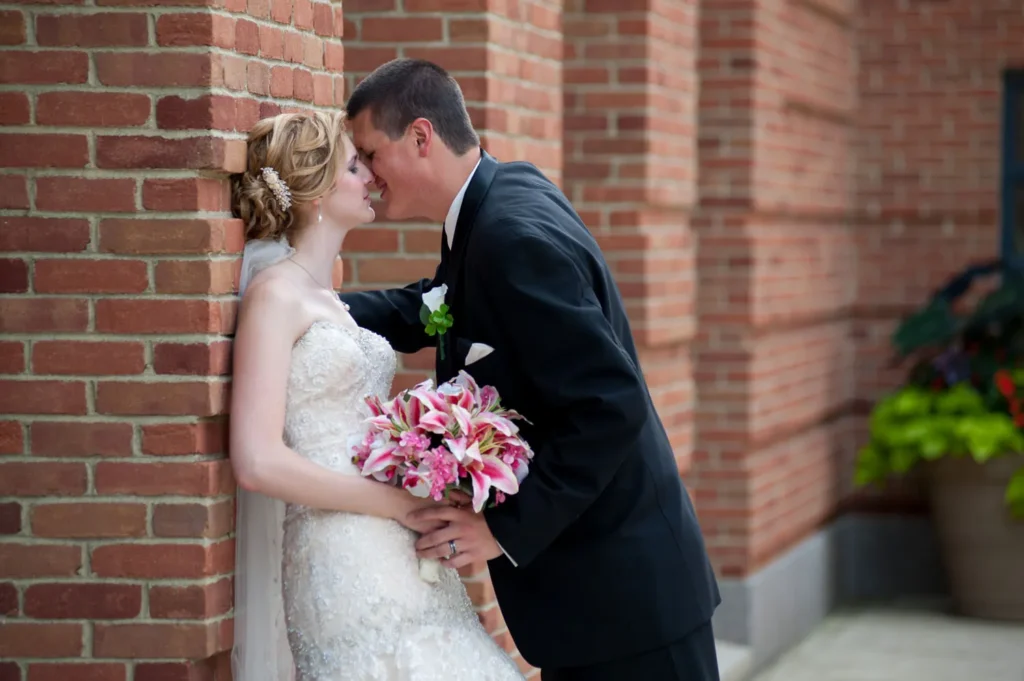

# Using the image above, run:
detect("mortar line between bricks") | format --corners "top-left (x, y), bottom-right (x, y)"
top-left (7, 575), bottom-right (234, 586)
top-left (0, 412), bottom-right (229, 422)
top-left (3, 496), bottom-right (235, 507)
top-left (81, 537), bottom-right (91, 575)
top-left (1, 169), bottom-right (221, 181)
top-left (22, 8), bottom-right (36, 47)
top-left (2, 537), bottom-right (231, 549)
top-left (85, 457), bottom-right (96, 495)
top-left (0, 84), bottom-right (287, 98)
top-left (4, 253), bottom-right (239, 261)
top-left (146, 7), bottom-right (156, 47)
top-left (2, 374), bottom-right (231, 383)
top-left (0, 337), bottom-right (234, 347)
top-left (139, 578), bottom-right (150, 618)
top-left (0, 125), bottom-right (246, 139)
top-left (0, 291), bottom-right (239, 299)
top-left (83, 618), bottom-right (94, 658)
top-left (2, 612), bottom-right (235, 626)
top-left (1, 457), bottom-right (230, 465)
top-left (22, 252), bottom-right (36, 297)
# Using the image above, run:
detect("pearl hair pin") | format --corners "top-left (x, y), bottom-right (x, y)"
top-left (261, 166), bottom-right (292, 211)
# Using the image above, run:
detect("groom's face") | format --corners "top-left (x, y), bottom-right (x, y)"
top-left (350, 110), bottom-right (425, 222)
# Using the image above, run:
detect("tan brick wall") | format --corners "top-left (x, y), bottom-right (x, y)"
top-left (0, 0), bottom-right (343, 674)
top-left (692, 0), bottom-right (859, 577)
top-left (562, 0), bottom-right (699, 470)
top-left (853, 0), bottom-right (1024, 400)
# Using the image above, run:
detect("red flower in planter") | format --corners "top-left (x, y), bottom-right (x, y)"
top-left (995, 370), bottom-right (1015, 398)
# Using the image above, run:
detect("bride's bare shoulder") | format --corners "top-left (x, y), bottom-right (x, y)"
top-left (238, 266), bottom-right (306, 329)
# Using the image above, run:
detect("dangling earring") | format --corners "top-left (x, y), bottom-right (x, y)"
top-left (318, 204), bottom-right (322, 223)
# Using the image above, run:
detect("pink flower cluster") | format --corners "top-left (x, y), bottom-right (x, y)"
top-left (352, 371), bottom-right (534, 513)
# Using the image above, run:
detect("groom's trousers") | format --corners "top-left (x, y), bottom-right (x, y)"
top-left (540, 620), bottom-right (720, 681)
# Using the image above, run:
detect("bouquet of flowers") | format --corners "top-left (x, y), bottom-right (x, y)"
top-left (351, 370), bottom-right (534, 581)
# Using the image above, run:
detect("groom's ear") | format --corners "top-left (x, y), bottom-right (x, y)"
top-left (409, 118), bottom-right (433, 157)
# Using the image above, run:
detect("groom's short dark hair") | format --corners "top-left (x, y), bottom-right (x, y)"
top-left (346, 59), bottom-right (480, 156)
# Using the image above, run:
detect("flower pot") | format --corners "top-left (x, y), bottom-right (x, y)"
top-left (928, 454), bottom-right (1024, 621)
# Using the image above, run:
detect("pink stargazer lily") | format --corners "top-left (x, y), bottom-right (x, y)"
top-left (417, 408), bottom-right (451, 435)
top-left (351, 370), bottom-right (535, 519)
top-left (360, 435), bottom-right (403, 482)
top-left (409, 380), bottom-right (447, 412)
top-left (466, 454), bottom-right (520, 512)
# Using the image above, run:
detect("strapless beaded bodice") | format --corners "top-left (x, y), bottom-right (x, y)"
top-left (277, 317), bottom-right (524, 681)
top-left (284, 320), bottom-right (397, 475)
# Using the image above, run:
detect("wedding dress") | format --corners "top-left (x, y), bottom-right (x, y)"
top-left (231, 238), bottom-right (525, 681)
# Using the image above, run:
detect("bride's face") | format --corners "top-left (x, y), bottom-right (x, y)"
top-left (319, 135), bottom-right (375, 227)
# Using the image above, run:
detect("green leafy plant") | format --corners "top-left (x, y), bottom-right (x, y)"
top-left (854, 260), bottom-right (1024, 518)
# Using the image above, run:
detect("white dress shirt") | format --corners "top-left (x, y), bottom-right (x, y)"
top-left (443, 158), bottom-right (481, 249)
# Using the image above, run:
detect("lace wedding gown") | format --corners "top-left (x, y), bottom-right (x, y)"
top-left (280, 318), bottom-right (525, 681)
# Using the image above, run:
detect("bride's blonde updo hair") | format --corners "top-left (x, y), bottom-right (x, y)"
top-left (232, 111), bottom-right (347, 241)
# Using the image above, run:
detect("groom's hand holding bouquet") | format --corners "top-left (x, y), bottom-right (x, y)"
top-left (352, 371), bottom-right (533, 578)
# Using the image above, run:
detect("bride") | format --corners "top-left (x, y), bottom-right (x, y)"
top-left (228, 111), bottom-right (525, 681)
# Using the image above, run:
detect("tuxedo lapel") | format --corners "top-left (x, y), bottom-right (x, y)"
top-left (434, 149), bottom-right (497, 382)
top-left (447, 150), bottom-right (497, 306)
top-left (436, 223), bottom-right (453, 379)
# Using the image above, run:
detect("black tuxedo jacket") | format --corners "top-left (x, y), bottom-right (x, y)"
top-left (341, 150), bottom-right (720, 669)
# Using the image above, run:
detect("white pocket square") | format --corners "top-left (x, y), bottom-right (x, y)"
top-left (465, 343), bottom-right (494, 366)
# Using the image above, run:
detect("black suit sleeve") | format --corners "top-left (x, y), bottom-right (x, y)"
top-left (477, 228), bottom-right (649, 568)
top-left (339, 265), bottom-right (443, 355)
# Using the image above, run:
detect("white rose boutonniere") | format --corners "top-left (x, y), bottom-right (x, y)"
top-left (420, 284), bottom-right (453, 360)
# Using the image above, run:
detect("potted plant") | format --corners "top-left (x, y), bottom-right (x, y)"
top-left (854, 259), bottom-right (1024, 622)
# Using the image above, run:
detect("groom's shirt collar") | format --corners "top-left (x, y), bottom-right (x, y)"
top-left (443, 157), bottom-right (482, 249)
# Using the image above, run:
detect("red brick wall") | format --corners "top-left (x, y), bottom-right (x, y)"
top-left (0, 0), bottom-right (343, 675)
top-left (692, 0), bottom-right (860, 577)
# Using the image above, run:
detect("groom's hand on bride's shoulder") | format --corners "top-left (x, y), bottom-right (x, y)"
top-left (410, 507), bottom-right (502, 569)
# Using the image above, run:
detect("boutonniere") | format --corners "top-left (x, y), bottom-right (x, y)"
top-left (420, 284), bottom-right (454, 360)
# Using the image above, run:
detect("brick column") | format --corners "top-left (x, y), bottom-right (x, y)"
top-left (562, 0), bottom-right (700, 473)
top-left (693, 0), bottom-right (858, 578)
top-left (341, 4), bottom-right (561, 676)
top-left (0, 1), bottom-right (342, 676)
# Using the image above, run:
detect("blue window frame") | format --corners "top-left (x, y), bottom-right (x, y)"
top-left (1002, 72), bottom-right (1024, 257)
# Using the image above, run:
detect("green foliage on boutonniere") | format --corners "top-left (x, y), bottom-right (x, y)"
top-left (421, 284), bottom-right (454, 360)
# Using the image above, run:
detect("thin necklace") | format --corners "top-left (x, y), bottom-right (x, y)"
top-left (287, 257), bottom-right (331, 289)
top-left (287, 257), bottom-right (350, 310)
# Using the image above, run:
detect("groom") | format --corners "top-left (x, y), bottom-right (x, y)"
top-left (340, 58), bottom-right (721, 681)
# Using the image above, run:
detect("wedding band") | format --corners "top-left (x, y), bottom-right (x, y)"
top-left (448, 540), bottom-right (457, 557)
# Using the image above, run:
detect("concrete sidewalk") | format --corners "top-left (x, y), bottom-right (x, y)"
top-left (749, 605), bottom-right (1024, 681)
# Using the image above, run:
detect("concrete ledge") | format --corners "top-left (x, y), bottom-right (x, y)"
top-left (831, 513), bottom-right (948, 603)
top-left (716, 639), bottom-right (753, 681)
top-left (711, 512), bottom-right (947, 672)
